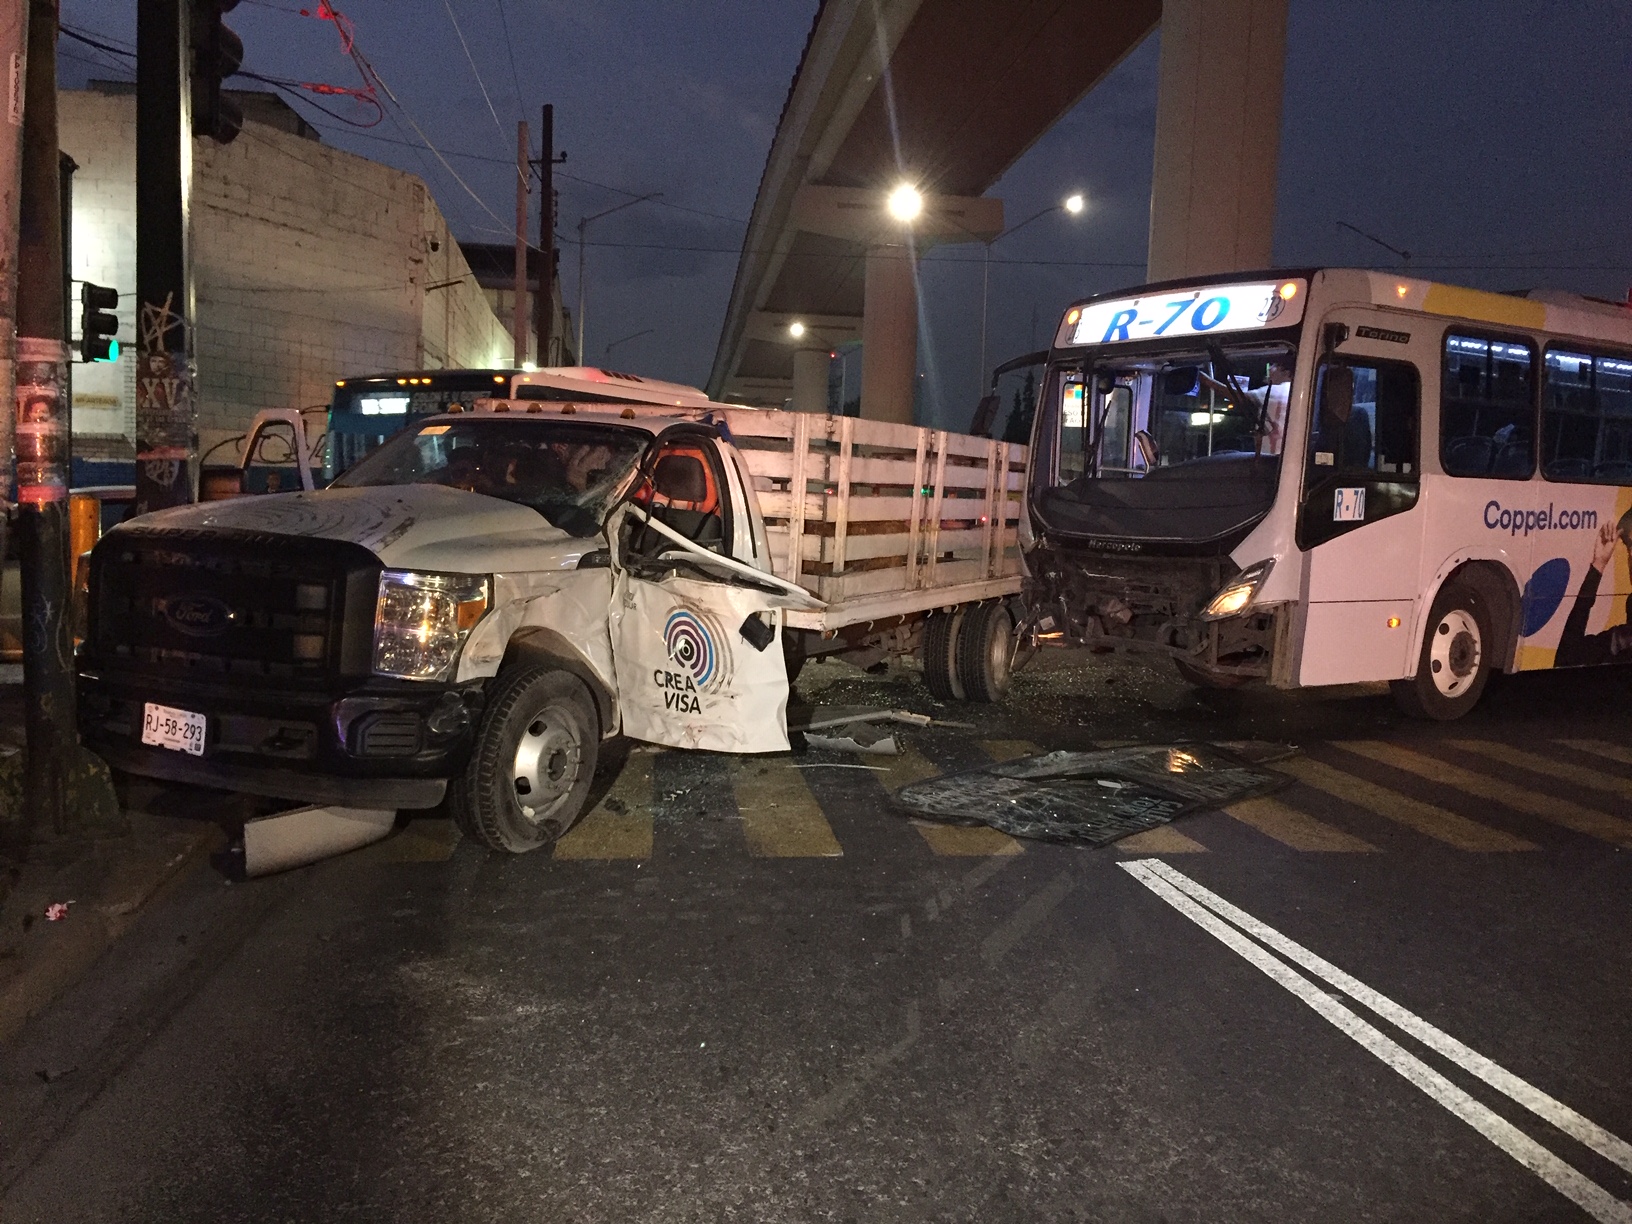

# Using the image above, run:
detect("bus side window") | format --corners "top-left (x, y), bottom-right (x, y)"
top-left (1441, 333), bottom-right (1536, 479)
top-left (1543, 348), bottom-right (1632, 484)
top-left (1299, 357), bottom-right (1421, 549)
top-left (1307, 360), bottom-right (1419, 480)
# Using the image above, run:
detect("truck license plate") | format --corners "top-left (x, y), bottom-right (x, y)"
top-left (141, 702), bottom-right (206, 756)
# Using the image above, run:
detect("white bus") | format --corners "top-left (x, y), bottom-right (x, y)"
top-left (1023, 268), bottom-right (1632, 719)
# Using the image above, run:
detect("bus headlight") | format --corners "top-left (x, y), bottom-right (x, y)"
top-left (1201, 559), bottom-right (1275, 622)
top-left (373, 571), bottom-right (490, 681)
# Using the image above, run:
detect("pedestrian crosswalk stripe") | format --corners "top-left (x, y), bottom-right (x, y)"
top-left (1224, 796), bottom-right (1378, 852)
top-left (1115, 826), bottom-right (1208, 854)
top-left (554, 753), bottom-right (654, 860)
top-left (1450, 740), bottom-right (1632, 802)
top-left (735, 762), bottom-right (843, 858)
top-left (911, 821), bottom-right (1024, 856)
top-left (1557, 739), bottom-right (1632, 770)
top-left (1278, 756), bottom-right (1535, 852)
top-left (980, 739), bottom-right (1040, 763)
top-left (877, 742), bottom-right (946, 790)
top-left (363, 817), bottom-right (460, 863)
top-left (1345, 741), bottom-right (1632, 849)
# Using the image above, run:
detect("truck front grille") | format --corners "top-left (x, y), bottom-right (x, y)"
top-left (86, 527), bottom-right (382, 688)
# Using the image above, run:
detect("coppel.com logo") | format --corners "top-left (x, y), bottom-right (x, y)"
top-left (1484, 501), bottom-right (1599, 537)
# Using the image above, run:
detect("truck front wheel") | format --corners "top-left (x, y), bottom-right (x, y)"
top-left (451, 666), bottom-right (599, 853)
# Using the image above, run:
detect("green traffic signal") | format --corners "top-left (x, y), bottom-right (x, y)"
top-left (79, 282), bottom-right (120, 363)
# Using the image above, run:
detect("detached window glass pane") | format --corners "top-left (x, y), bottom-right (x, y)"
top-left (1441, 333), bottom-right (1535, 478)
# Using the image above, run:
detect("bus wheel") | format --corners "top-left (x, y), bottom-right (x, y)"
top-left (1392, 580), bottom-right (1492, 721)
top-left (451, 665), bottom-right (599, 852)
top-left (922, 609), bottom-right (966, 701)
top-left (957, 601), bottom-right (1014, 703)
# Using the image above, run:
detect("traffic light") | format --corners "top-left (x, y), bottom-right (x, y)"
top-left (191, 0), bottom-right (243, 145)
top-left (78, 283), bottom-right (120, 363)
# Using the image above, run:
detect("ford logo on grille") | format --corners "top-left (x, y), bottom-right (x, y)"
top-left (162, 594), bottom-right (235, 637)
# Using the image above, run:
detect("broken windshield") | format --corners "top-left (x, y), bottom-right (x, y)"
top-left (1034, 342), bottom-right (1297, 548)
top-left (332, 418), bottom-right (650, 537)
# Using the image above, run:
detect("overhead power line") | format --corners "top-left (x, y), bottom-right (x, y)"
top-left (440, 0), bottom-right (508, 150)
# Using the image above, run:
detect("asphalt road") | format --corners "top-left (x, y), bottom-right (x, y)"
top-left (2, 651), bottom-right (1630, 1222)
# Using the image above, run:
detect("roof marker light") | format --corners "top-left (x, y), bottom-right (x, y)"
top-left (1279, 282), bottom-right (1298, 299)
top-left (1396, 283), bottom-right (1409, 299)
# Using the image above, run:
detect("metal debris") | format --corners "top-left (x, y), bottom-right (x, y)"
top-left (893, 743), bottom-right (1291, 846)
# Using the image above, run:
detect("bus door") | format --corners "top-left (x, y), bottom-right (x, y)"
top-left (1295, 315), bottom-right (1428, 686)
top-left (607, 428), bottom-right (810, 754)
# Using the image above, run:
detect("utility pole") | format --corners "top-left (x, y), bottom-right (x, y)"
top-left (135, 0), bottom-right (196, 514)
top-left (512, 118), bottom-right (528, 366)
top-left (1, 0), bottom-right (27, 570)
top-left (14, 0), bottom-right (72, 838)
top-left (533, 104), bottom-right (554, 368)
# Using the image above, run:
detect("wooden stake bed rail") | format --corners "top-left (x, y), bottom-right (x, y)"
top-left (719, 409), bottom-right (1028, 631)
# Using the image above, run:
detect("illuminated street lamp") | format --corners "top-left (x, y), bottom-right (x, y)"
top-left (979, 192), bottom-right (1087, 391)
top-left (886, 183), bottom-right (923, 223)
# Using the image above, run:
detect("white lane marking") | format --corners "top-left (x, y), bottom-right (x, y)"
top-left (1119, 862), bottom-right (1632, 1224)
top-left (1141, 859), bottom-right (1632, 1177)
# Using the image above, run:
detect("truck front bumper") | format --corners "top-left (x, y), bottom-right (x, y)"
top-left (78, 668), bottom-right (482, 810)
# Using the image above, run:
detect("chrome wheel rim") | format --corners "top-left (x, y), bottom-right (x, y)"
top-left (511, 703), bottom-right (582, 821)
top-left (1429, 608), bottom-right (1481, 698)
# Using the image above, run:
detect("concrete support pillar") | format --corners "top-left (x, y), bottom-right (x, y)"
top-left (790, 348), bottom-right (830, 414)
top-left (861, 243), bottom-right (917, 425)
top-left (1147, 0), bottom-right (1289, 282)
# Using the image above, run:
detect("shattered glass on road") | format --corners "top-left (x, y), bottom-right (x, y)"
top-left (893, 743), bottom-right (1290, 846)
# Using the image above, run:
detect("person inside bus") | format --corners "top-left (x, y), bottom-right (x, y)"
top-left (1554, 509), bottom-right (1632, 668)
top-left (1312, 364), bottom-right (1374, 469)
top-left (1198, 362), bottom-right (1293, 454)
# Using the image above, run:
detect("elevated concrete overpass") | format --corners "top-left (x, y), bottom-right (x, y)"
top-left (708, 0), bottom-right (1289, 422)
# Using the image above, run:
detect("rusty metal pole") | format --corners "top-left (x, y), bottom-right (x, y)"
top-left (533, 103), bottom-right (553, 368)
top-left (14, 0), bottom-right (73, 838)
top-left (512, 119), bottom-right (528, 367)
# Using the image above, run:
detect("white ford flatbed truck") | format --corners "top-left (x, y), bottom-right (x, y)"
top-left (79, 395), bottom-right (1027, 852)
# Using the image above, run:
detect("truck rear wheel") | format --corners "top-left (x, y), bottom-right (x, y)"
top-left (922, 608), bottom-right (966, 701)
top-left (957, 601), bottom-right (1013, 703)
top-left (451, 665), bottom-right (599, 853)
top-left (1391, 579), bottom-right (1493, 721)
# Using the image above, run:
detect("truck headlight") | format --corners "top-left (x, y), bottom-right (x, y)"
top-left (372, 571), bottom-right (490, 681)
top-left (1200, 559), bottom-right (1274, 622)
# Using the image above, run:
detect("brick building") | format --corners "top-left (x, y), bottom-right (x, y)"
top-left (58, 83), bottom-right (551, 469)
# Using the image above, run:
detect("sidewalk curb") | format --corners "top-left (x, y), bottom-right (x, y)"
top-left (0, 822), bottom-right (218, 1045)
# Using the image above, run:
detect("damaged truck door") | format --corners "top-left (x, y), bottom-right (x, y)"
top-left (607, 425), bottom-right (818, 754)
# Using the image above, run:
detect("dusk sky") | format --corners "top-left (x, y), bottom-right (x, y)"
top-left (57, 0), bottom-right (1632, 424)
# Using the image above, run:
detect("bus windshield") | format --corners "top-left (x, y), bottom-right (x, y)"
top-left (326, 371), bottom-right (513, 480)
top-left (1037, 341), bottom-right (1295, 546)
top-left (331, 419), bottom-right (648, 538)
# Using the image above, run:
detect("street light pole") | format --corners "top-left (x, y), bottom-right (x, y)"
top-left (978, 193), bottom-right (1085, 396)
top-left (575, 191), bottom-right (660, 365)
top-left (603, 326), bottom-right (654, 368)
